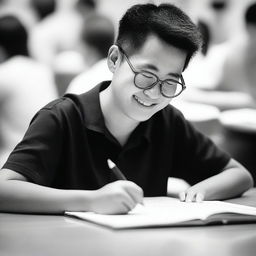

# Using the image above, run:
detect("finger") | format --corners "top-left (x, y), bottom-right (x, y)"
top-left (179, 191), bottom-right (186, 201)
top-left (195, 192), bottom-right (204, 203)
top-left (185, 190), bottom-right (196, 202)
top-left (119, 191), bottom-right (137, 211)
top-left (120, 201), bottom-right (132, 214)
top-left (109, 201), bottom-right (131, 215)
top-left (123, 182), bottom-right (144, 205)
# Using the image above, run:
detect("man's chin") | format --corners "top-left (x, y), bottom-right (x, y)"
top-left (129, 111), bottom-right (156, 122)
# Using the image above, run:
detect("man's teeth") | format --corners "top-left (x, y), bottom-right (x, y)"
top-left (134, 96), bottom-right (154, 107)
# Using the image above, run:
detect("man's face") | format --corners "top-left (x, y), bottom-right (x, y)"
top-left (109, 35), bottom-right (187, 122)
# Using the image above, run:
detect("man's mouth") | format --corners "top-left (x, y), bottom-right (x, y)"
top-left (133, 95), bottom-right (157, 107)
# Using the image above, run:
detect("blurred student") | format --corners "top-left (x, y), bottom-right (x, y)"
top-left (0, 14), bottom-right (58, 167)
top-left (28, 0), bottom-right (96, 66)
top-left (182, 1), bottom-right (256, 110)
top-left (57, 13), bottom-right (115, 95)
top-left (183, 19), bottom-right (229, 90)
top-left (0, 4), bottom-right (253, 215)
top-left (30, 0), bottom-right (57, 21)
top-left (66, 13), bottom-right (114, 94)
top-left (219, 2), bottom-right (256, 100)
top-left (183, 0), bottom-right (234, 90)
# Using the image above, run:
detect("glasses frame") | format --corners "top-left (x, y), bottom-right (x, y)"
top-left (118, 46), bottom-right (186, 98)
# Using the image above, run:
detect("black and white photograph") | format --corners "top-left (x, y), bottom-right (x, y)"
top-left (0, 0), bottom-right (256, 255)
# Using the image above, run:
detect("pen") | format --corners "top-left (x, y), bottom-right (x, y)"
top-left (107, 159), bottom-right (144, 206)
top-left (107, 159), bottom-right (127, 180)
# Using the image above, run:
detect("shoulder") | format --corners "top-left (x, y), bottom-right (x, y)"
top-left (42, 93), bottom-right (85, 110)
top-left (32, 94), bottom-right (86, 123)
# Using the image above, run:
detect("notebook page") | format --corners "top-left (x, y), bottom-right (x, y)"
top-left (65, 197), bottom-right (256, 229)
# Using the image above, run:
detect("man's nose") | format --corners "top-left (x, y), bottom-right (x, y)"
top-left (143, 83), bottom-right (161, 99)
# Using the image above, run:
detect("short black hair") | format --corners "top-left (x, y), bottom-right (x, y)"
top-left (81, 14), bottom-right (115, 58)
top-left (115, 3), bottom-right (202, 70)
top-left (245, 2), bottom-right (256, 25)
top-left (76, 0), bottom-right (96, 10)
top-left (30, 0), bottom-right (56, 20)
top-left (0, 15), bottom-right (29, 58)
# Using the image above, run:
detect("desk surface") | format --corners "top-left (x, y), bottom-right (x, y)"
top-left (1, 190), bottom-right (256, 256)
top-left (220, 108), bottom-right (256, 134)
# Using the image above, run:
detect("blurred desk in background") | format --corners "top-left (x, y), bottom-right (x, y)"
top-left (219, 109), bottom-right (256, 182)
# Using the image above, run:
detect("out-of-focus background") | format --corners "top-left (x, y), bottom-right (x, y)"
top-left (0, 0), bottom-right (256, 184)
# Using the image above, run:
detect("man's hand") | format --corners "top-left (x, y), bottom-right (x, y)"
top-left (179, 187), bottom-right (205, 203)
top-left (90, 181), bottom-right (144, 214)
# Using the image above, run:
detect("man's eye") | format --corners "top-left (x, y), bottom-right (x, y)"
top-left (141, 72), bottom-right (155, 79)
top-left (166, 79), bottom-right (178, 85)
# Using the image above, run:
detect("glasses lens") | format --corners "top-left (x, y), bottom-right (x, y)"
top-left (134, 72), bottom-right (158, 89)
top-left (161, 80), bottom-right (183, 97)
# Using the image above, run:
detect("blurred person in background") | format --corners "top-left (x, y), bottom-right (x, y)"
top-left (183, 0), bottom-right (235, 90)
top-left (0, 14), bottom-right (58, 167)
top-left (0, 0), bottom-right (38, 30)
top-left (219, 1), bottom-right (256, 100)
top-left (66, 13), bottom-right (115, 95)
top-left (28, 0), bottom-right (96, 66)
top-left (30, 0), bottom-right (57, 21)
top-left (181, 0), bottom-right (256, 110)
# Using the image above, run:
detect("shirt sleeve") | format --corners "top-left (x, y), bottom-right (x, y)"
top-left (2, 101), bottom-right (64, 186)
top-left (171, 110), bottom-right (231, 185)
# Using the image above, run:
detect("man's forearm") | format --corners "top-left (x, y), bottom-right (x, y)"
top-left (180, 159), bottom-right (254, 202)
top-left (196, 166), bottom-right (253, 201)
top-left (0, 180), bottom-right (93, 214)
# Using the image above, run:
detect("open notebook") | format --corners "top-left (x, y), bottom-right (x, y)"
top-left (65, 197), bottom-right (256, 229)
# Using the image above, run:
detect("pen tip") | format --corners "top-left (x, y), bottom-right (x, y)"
top-left (107, 159), bottom-right (115, 169)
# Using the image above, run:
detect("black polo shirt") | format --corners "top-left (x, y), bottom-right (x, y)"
top-left (2, 81), bottom-right (230, 196)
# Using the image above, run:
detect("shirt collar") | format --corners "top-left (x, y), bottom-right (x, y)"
top-left (78, 81), bottom-right (109, 133)
top-left (66, 80), bottom-right (154, 143)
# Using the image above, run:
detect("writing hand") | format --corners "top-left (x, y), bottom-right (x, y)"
top-left (90, 180), bottom-right (144, 214)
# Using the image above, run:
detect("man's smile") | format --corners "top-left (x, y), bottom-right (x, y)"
top-left (133, 95), bottom-right (158, 108)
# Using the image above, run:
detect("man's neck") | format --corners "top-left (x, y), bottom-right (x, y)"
top-left (99, 87), bottom-right (139, 146)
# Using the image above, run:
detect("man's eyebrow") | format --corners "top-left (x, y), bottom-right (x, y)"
top-left (138, 64), bottom-right (181, 78)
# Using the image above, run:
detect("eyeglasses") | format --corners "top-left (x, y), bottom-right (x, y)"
top-left (118, 46), bottom-right (186, 98)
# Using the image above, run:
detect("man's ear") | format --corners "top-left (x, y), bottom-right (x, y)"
top-left (107, 45), bottom-right (121, 73)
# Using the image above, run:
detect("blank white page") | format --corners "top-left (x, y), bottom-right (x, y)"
top-left (65, 197), bottom-right (256, 229)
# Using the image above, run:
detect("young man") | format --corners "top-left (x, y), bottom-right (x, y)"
top-left (0, 4), bottom-right (253, 215)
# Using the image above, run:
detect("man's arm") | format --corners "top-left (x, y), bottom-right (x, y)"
top-left (0, 169), bottom-right (143, 214)
top-left (179, 158), bottom-right (254, 202)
